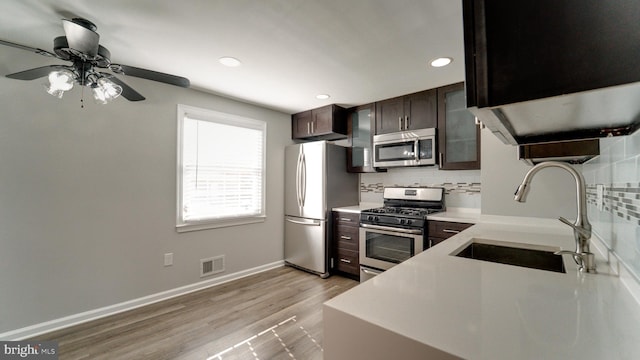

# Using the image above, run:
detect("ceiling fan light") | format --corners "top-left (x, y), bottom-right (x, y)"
top-left (45, 87), bottom-right (65, 99)
top-left (99, 78), bottom-right (122, 99)
top-left (47, 70), bottom-right (75, 91)
top-left (92, 78), bottom-right (123, 104)
top-left (92, 85), bottom-right (108, 104)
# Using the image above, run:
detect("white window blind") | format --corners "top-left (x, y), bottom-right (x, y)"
top-left (177, 105), bottom-right (266, 231)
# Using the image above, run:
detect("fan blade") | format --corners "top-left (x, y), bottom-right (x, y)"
top-left (106, 75), bottom-right (146, 101)
top-left (62, 18), bottom-right (99, 58)
top-left (111, 64), bottom-right (190, 88)
top-left (0, 39), bottom-right (58, 58)
top-left (6, 65), bottom-right (70, 80)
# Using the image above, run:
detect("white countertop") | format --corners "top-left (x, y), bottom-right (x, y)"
top-left (427, 207), bottom-right (481, 223)
top-left (324, 216), bottom-right (640, 359)
top-left (332, 203), bottom-right (382, 213)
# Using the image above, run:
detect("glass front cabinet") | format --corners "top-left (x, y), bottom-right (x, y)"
top-left (346, 104), bottom-right (384, 173)
top-left (437, 82), bottom-right (481, 170)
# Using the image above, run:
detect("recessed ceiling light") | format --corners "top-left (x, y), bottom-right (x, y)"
top-left (218, 57), bottom-right (242, 67)
top-left (430, 57), bottom-right (453, 68)
top-left (316, 94), bottom-right (330, 100)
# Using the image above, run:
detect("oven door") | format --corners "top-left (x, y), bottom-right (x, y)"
top-left (359, 224), bottom-right (425, 271)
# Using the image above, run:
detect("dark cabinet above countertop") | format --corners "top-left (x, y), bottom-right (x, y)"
top-left (375, 89), bottom-right (437, 135)
top-left (463, 0), bottom-right (640, 145)
top-left (437, 82), bottom-right (481, 170)
top-left (292, 104), bottom-right (348, 140)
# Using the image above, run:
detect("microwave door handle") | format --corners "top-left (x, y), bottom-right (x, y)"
top-left (414, 139), bottom-right (420, 163)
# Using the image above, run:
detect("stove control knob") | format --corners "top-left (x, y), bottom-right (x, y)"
top-left (399, 218), bottom-right (406, 225)
top-left (406, 219), bottom-right (413, 225)
top-left (374, 216), bottom-right (379, 222)
top-left (367, 215), bottom-right (374, 221)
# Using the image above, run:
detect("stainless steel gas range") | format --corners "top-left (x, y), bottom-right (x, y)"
top-left (359, 187), bottom-right (445, 282)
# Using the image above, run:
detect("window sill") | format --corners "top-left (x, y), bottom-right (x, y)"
top-left (176, 215), bottom-right (266, 233)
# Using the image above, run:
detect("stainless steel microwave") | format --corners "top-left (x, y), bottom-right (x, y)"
top-left (373, 128), bottom-right (436, 167)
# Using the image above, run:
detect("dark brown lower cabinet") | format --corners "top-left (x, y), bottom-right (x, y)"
top-left (332, 211), bottom-right (360, 280)
top-left (428, 220), bottom-right (474, 247)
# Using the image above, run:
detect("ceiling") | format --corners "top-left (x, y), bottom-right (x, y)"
top-left (0, 0), bottom-right (465, 114)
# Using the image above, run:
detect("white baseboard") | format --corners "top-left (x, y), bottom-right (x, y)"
top-left (0, 260), bottom-right (284, 341)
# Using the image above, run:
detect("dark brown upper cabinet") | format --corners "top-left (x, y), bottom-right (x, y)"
top-left (346, 104), bottom-right (385, 173)
top-left (375, 89), bottom-right (437, 135)
top-left (291, 104), bottom-right (348, 140)
top-left (437, 82), bottom-right (481, 170)
top-left (463, 0), bottom-right (640, 145)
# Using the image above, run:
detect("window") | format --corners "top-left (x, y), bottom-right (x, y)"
top-left (177, 104), bottom-right (266, 231)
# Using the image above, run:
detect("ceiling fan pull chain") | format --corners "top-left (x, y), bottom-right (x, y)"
top-left (80, 62), bottom-right (85, 108)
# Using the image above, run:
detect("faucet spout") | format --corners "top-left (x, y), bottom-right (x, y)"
top-left (514, 161), bottom-right (595, 272)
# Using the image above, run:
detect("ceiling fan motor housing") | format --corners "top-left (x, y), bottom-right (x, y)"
top-left (53, 36), bottom-right (111, 68)
top-left (70, 18), bottom-right (97, 32)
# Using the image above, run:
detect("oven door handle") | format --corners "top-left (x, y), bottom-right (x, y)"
top-left (360, 223), bottom-right (423, 235)
top-left (361, 267), bottom-right (383, 276)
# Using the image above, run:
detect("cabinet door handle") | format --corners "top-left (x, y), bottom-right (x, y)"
top-left (307, 122), bottom-right (310, 134)
top-left (405, 116), bottom-right (409, 129)
top-left (439, 152), bottom-right (444, 165)
top-left (442, 229), bottom-right (461, 234)
top-left (339, 217), bottom-right (352, 222)
top-left (311, 120), bottom-right (315, 133)
top-left (340, 258), bottom-right (352, 264)
top-left (398, 117), bottom-right (403, 131)
top-left (340, 235), bottom-right (352, 240)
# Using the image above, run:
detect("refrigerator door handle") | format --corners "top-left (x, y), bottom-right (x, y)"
top-left (296, 150), bottom-right (303, 208)
top-left (286, 217), bottom-right (321, 226)
top-left (300, 152), bottom-right (307, 207)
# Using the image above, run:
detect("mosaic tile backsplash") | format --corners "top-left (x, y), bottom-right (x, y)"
top-left (582, 129), bottom-right (640, 283)
top-left (360, 167), bottom-right (481, 208)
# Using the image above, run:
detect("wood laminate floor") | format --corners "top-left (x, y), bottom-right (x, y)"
top-left (32, 266), bottom-right (358, 360)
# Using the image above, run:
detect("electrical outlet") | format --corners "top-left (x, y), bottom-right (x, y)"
top-left (164, 253), bottom-right (173, 266)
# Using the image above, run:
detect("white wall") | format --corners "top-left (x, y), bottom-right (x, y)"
top-left (480, 128), bottom-right (578, 219)
top-left (0, 51), bottom-right (291, 333)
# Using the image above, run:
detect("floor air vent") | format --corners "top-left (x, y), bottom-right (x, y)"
top-left (200, 255), bottom-right (225, 277)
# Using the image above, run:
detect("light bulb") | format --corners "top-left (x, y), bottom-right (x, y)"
top-left (92, 85), bottom-right (107, 104)
top-left (98, 78), bottom-right (122, 99)
top-left (45, 69), bottom-right (75, 98)
top-left (47, 70), bottom-right (75, 91)
top-left (92, 78), bottom-right (123, 104)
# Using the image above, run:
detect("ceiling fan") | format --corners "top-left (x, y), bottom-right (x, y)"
top-left (0, 17), bottom-right (190, 104)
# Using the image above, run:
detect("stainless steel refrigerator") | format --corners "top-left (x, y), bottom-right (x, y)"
top-left (284, 141), bottom-right (359, 278)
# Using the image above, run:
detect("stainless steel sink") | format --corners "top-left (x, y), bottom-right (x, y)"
top-left (453, 240), bottom-right (566, 273)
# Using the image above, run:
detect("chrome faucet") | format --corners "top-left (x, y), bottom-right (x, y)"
top-left (514, 161), bottom-right (596, 272)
